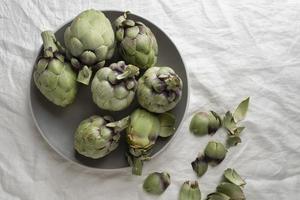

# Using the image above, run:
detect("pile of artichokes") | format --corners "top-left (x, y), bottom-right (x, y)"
top-left (33, 9), bottom-right (183, 175)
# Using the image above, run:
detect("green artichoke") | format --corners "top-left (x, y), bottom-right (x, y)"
top-left (143, 172), bottom-right (171, 195)
top-left (91, 61), bottom-right (139, 111)
top-left (137, 67), bottom-right (183, 113)
top-left (74, 115), bottom-right (129, 159)
top-left (64, 9), bottom-right (115, 85)
top-left (126, 108), bottom-right (160, 175)
top-left (114, 12), bottom-right (158, 69)
top-left (179, 181), bottom-right (201, 200)
top-left (33, 31), bottom-right (77, 107)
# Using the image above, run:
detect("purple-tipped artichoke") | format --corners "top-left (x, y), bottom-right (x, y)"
top-left (91, 61), bottom-right (139, 111)
top-left (74, 115), bottom-right (129, 159)
top-left (114, 12), bottom-right (158, 69)
top-left (137, 66), bottom-right (183, 113)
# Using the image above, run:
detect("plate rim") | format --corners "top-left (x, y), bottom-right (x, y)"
top-left (28, 9), bottom-right (190, 171)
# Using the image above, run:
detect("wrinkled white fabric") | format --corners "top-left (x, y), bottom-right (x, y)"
top-left (1, 0), bottom-right (300, 199)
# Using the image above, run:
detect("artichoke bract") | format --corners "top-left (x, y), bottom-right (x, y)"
top-left (143, 172), bottom-right (171, 195)
top-left (64, 9), bottom-right (115, 85)
top-left (179, 181), bottom-right (201, 200)
top-left (74, 115), bottom-right (129, 159)
top-left (137, 67), bottom-right (183, 113)
top-left (91, 61), bottom-right (139, 111)
top-left (34, 31), bottom-right (77, 107)
top-left (126, 108), bottom-right (160, 175)
top-left (114, 12), bottom-right (158, 69)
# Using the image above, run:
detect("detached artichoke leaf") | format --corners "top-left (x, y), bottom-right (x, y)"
top-left (233, 97), bottom-right (250, 123)
top-left (77, 66), bottom-right (92, 85)
top-left (223, 168), bottom-right (246, 187)
top-left (191, 155), bottom-right (208, 177)
top-left (222, 111), bottom-right (237, 135)
top-left (216, 182), bottom-right (245, 200)
top-left (143, 172), bottom-right (171, 195)
top-left (158, 112), bottom-right (176, 137)
top-left (226, 135), bottom-right (242, 148)
top-left (207, 192), bottom-right (230, 200)
top-left (190, 111), bottom-right (221, 136)
top-left (179, 181), bottom-right (201, 200)
top-left (204, 141), bottom-right (227, 165)
top-left (105, 116), bottom-right (130, 132)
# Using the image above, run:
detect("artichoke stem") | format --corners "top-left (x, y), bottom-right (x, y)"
top-left (106, 116), bottom-right (130, 132)
top-left (41, 31), bottom-right (59, 58)
top-left (132, 157), bottom-right (143, 176)
top-left (165, 75), bottom-right (180, 91)
top-left (116, 65), bottom-right (139, 80)
top-left (77, 66), bottom-right (92, 85)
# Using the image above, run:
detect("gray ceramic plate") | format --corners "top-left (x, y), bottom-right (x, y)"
top-left (30, 10), bottom-right (189, 170)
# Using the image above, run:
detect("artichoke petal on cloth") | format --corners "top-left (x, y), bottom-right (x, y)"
top-left (33, 31), bottom-right (77, 107)
top-left (74, 115), bottom-right (129, 159)
top-left (64, 9), bottom-right (116, 85)
top-left (137, 66), bottom-right (183, 113)
top-left (91, 61), bottom-right (139, 111)
top-left (114, 12), bottom-right (158, 69)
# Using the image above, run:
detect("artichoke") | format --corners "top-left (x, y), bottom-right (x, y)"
top-left (126, 108), bottom-right (160, 175)
top-left (64, 9), bottom-right (115, 85)
top-left (137, 66), bottom-right (183, 113)
top-left (91, 61), bottom-right (139, 111)
top-left (190, 111), bottom-right (221, 136)
top-left (74, 115), bottom-right (129, 159)
top-left (179, 181), bottom-right (201, 200)
top-left (114, 12), bottom-right (158, 69)
top-left (33, 31), bottom-right (77, 107)
top-left (204, 141), bottom-right (227, 165)
top-left (143, 172), bottom-right (171, 195)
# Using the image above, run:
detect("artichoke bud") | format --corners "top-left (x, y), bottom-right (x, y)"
top-left (179, 181), bottom-right (201, 200)
top-left (207, 192), bottom-right (230, 200)
top-left (204, 141), bottom-right (227, 165)
top-left (137, 67), bottom-right (183, 113)
top-left (190, 111), bottom-right (221, 136)
top-left (34, 31), bottom-right (77, 107)
top-left (91, 61), bottom-right (139, 111)
top-left (191, 154), bottom-right (208, 177)
top-left (64, 9), bottom-right (115, 80)
top-left (223, 168), bottom-right (246, 187)
top-left (114, 12), bottom-right (158, 69)
top-left (216, 182), bottom-right (245, 200)
top-left (74, 115), bottom-right (126, 159)
top-left (126, 109), bottom-right (160, 150)
top-left (143, 172), bottom-right (171, 195)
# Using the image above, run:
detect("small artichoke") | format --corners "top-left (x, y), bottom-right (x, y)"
top-left (137, 67), bottom-right (183, 113)
top-left (143, 172), bottom-right (171, 195)
top-left (74, 115), bottom-right (129, 159)
top-left (64, 9), bottom-right (115, 85)
top-left (91, 61), bottom-right (139, 111)
top-left (179, 181), bottom-right (201, 200)
top-left (114, 12), bottom-right (158, 69)
top-left (190, 111), bottom-right (221, 136)
top-left (33, 31), bottom-right (77, 107)
top-left (216, 182), bottom-right (245, 200)
top-left (126, 108), bottom-right (160, 175)
top-left (191, 154), bottom-right (208, 177)
top-left (204, 141), bottom-right (227, 165)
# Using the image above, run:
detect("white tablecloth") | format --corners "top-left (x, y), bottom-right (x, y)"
top-left (1, 0), bottom-right (299, 199)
